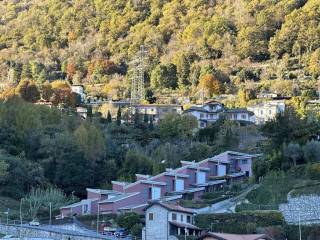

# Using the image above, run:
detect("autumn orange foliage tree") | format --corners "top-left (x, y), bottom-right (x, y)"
top-left (198, 74), bottom-right (223, 97)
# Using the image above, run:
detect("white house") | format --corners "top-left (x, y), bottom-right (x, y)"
top-left (184, 101), bottom-right (254, 128)
top-left (142, 202), bottom-right (201, 240)
top-left (248, 100), bottom-right (286, 124)
top-left (71, 85), bottom-right (86, 103)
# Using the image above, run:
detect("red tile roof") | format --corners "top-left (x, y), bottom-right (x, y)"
top-left (202, 232), bottom-right (273, 240)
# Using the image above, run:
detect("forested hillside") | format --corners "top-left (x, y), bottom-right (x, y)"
top-left (0, 0), bottom-right (319, 101)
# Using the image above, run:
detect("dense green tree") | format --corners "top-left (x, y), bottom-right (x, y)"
top-left (15, 79), bottom-right (40, 103)
top-left (74, 123), bottom-right (106, 162)
top-left (151, 63), bottom-right (178, 89)
top-left (303, 141), bottom-right (320, 163)
top-left (159, 113), bottom-right (197, 140)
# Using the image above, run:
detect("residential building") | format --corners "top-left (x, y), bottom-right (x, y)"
top-left (199, 232), bottom-right (273, 240)
top-left (59, 151), bottom-right (259, 218)
top-left (76, 107), bottom-right (88, 119)
top-left (71, 85), bottom-right (86, 103)
top-left (132, 104), bottom-right (183, 122)
top-left (184, 101), bottom-right (254, 128)
top-left (248, 100), bottom-right (285, 124)
top-left (142, 202), bottom-right (201, 240)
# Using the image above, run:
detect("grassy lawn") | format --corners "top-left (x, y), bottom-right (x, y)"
top-left (180, 184), bottom-right (250, 209)
top-left (237, 166), bottom-right (320, 212)
top-left (247, 171), bottom-right (300, 205)
top-left (291, 180), bottom-right (320, 197)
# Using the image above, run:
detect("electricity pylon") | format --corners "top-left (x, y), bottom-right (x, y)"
top-left (130, 45), bottom-right (148, 104)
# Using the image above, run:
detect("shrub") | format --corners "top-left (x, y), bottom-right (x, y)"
top-left (195, 211), bottom-right (284, 234)
top-left (305, 163), bottom-right (320, 180)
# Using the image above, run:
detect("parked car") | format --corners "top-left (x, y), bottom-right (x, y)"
top-left (114, 228), bottom-right (128, 238)
top-left (103, 226), bottom-right (117, 236)
top-left (29, 220), bottom-right (40, 226)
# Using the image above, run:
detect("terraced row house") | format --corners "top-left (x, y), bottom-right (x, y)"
top-left (59, 151), bottom-right (259, 218)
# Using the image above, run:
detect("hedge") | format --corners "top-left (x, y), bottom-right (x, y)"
top-left (195, 211), bottom-right (284, 234)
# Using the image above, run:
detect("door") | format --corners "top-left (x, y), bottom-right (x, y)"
top-left (196, 172), bottom-right (206, 184)
top-left (151, 187), bottom-right (161, 200)
top-left (217, 164), bottom-right (226, 176)
top-left (175, 179), bottom-right (184, 191)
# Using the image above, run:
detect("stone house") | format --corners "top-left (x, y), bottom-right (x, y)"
top-left (142, 202), bottom-right (201, 240)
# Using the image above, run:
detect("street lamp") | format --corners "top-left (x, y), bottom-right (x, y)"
top-left (4, 208), bottom-right (9, 235)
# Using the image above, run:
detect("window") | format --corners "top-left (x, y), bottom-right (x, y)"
top-left (83, 204), bottom-right (88, 213)
top-left (149, 213), bottom-right (154, 221)
top-left (180, 214), bottom-right (184, 222)
top-left (172, 213), bottom-right (177, 221)
top-left (260, 110), bottom-right (264, 115)
top-left (187, 215), bottom-right (191, 223)
top-left (242, 159), bottom-right (248, 164)
top-left (241, 114), bottom-right (247, 119)
top-left (200, 113), bottom-right (204, 119)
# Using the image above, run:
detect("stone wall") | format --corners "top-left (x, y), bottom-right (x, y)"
top-left (279, 195), bottom-right (320, 225)
top-left (0, 224), bottom-right (111, 240)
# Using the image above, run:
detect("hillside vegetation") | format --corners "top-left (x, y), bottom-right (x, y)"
top-left (0, 0), bottom-right (319, 102)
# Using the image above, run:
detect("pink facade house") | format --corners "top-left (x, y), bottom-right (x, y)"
top-left (59, 151), bottom-right (260, 218)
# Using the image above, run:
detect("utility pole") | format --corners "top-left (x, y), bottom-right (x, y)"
top-left (298, 210), bottom-right (302, 240)
top-left (96, 204), bottom-right (100, 234)
top-left (20, 199), bottom-right (23, 239)
top-left (49, 202), bottom-right (52, 226)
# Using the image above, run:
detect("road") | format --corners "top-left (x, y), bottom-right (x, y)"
top-left (195, 185), bottom-right (259, 214)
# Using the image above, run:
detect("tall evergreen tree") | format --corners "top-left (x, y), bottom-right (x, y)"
top-left (107, 110), bottom-right (112, 124)
top-left (21, 63), bottom-right (32, 80)
top-left (116, 107), bottom-right (121, 126)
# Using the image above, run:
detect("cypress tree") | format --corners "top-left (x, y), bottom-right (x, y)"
top-left (107, 110), bottom-right (112, 124)
top-left (116, 107), bottom-right (121, 126)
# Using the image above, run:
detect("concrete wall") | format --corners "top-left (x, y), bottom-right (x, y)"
top-left (0, 224), bottom-right (110, 240)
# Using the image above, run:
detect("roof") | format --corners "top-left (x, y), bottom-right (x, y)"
top-left (118, 203), bottom-right (149, 211)
top-left (60, 199), bottom-right (99, 209)
top-left (86, 188), bottom-right (122, 195)
top-left (160, 195), bottom-right (183, 202)
top-left (133, 104), bottom-right (182, 108)
top-left (136, 174), bottom-right (152, 179)
top-left (164, 172), bottom-right (190, 178)
top-left (171, 187), bottom-right (206, 195)
top-left (111, 181), bottom-right (131, 186)
top-left (169, 221), bottom-right (201, 230)
top-left (98, 192), bottom-right (140, 204)
top-left (193, 180), bottom-right (227, 187)
top-left (204, 100), bottom-right (224, 106)
top-left (184, 106), bottom-right (210, 113)
top-left (224, 109), bottom-right (254, 115)
top-left (146, 202), bottom-right (196, 214)
top-left (200, 232), bottom-right (273, 240)
top-left (228, 172), bottom-right (246, 178)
